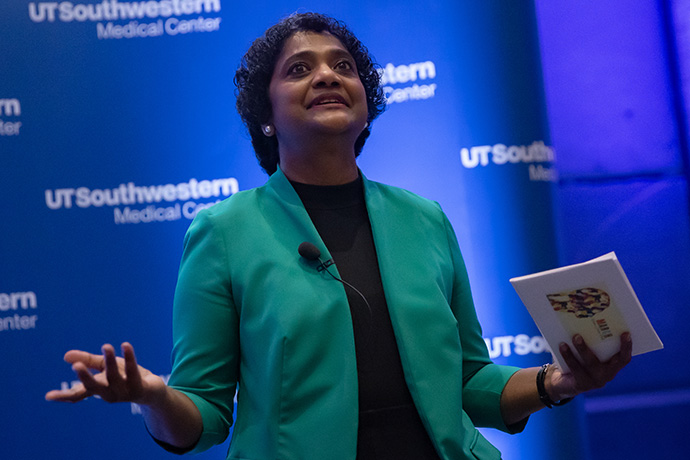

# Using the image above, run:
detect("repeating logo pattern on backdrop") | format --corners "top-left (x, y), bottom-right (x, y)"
top-left (3, 3), bottom-right (581, 458)
top-left (376, 62), bottom-right (556, 182)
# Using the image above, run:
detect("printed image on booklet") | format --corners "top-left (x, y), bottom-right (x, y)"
top-left (510, 252), bottom-right (663, 373)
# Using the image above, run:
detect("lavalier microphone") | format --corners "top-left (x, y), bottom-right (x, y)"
top-left (298, 241), bottom-right (373, 322)
top-left (298, 241), bottom-right (334, 271)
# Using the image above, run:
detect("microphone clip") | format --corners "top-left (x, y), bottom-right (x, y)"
top-left (316, 258), bottom-right (334, 272)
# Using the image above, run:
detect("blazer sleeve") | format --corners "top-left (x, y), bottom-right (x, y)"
top-left (167, 208), bottom-right (240, 453)
top-left (440, 211), bottom-right (526, 434)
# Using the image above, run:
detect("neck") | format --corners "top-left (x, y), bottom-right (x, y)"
top-left (278, 135), bottom-right (359, 185)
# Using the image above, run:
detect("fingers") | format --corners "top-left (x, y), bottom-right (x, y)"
top-left (558, 340), bottom-right (595, 394)
top-left (614, 332), bottom-right (633, 366)
top-left (601, 333), bottom-right (632, 375)
top-left (49, 342), bottom-right (143, 404)
top-left (98, 343), bottom-right (136, 402)
top-left (72, 361), bottom-right (108, 398)
top-left (103, 344), bottom-right (123, 386)
top-left (122, 342), bottom-right (143, 399)
top-left (63, 349), bottom-right (106, 370)
top-left (558, 341), bottom-right (580, 373)
top-left (558, 332), bottom-right (633, 394)
top-left (45, 382), bottom-right (90, 403)
top-left (571, 334), bottom-right (600, 368)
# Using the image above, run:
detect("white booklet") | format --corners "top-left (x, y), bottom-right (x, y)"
top-left (510, 252), bottom-right (663, 372)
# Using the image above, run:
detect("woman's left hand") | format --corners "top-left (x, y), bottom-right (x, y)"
top-left (547, 332), bottom-right (633, 401)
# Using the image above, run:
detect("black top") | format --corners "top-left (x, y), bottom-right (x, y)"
top-left (291, 175), bottom-right (441, 460)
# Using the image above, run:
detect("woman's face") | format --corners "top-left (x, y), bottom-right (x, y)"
top-left (268, 31), bottom-right (368, 151)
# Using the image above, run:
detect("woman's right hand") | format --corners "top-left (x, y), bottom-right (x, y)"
top-left (45, 342), bottom-right (166, 405)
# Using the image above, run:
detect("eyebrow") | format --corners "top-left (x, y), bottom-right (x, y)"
top-left (279, 48), bottom-right (354, 67)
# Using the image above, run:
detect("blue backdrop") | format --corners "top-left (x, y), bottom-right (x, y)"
top-left (1, 1), bottom-right (687, 459)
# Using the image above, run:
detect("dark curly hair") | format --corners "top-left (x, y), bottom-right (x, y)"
top-left (234, 12), bottom-right (387, 175)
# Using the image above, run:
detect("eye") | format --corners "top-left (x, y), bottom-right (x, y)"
top-left (335, 60), bottom-right (354, 71)
top-left (288, 62), bottom-right (309, 75)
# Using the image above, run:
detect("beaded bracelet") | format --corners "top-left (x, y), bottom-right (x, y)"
top-left (537, 364), bottom-right (573, 408)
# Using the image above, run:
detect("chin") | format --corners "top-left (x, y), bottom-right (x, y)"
top-left (310, 116), bottom-right (366, 133)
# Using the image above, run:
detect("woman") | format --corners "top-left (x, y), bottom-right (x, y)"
top-left (46, 13), bottom-right (632, 460)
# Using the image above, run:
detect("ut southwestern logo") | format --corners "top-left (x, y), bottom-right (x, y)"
top-left (380, 61), bottom-right (437, 105)
top-left (484, 334), bottom-right (550, 359)
top-left (0, 98), bottom-right (22, 136)
top-left (28, 0), bottom-right (223, 40)
top-left (460, 141), bottom-right (558, 182)
top-left (45, 177), bottom-right (239, 224)
top-left (0, 291), bottom-right (38, 332)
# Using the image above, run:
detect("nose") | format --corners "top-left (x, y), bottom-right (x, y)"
top-left (312, 63), bottom-right (341, 87)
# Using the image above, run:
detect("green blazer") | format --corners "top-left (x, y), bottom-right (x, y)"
top-left (168, 168), bottom-right (521, 460)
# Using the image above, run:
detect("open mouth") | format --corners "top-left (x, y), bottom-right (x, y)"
top-left (308, 95), bottom-right (348, 108)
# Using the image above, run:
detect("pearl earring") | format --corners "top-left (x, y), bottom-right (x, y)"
top-left (262, 124), bottom-right (275, 136)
